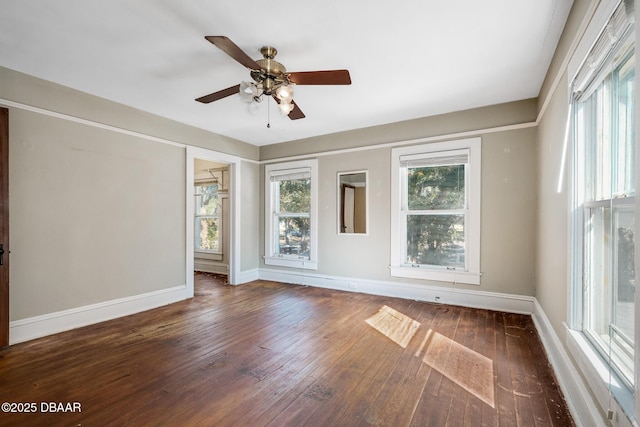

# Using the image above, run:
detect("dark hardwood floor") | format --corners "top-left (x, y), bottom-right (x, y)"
top-left (0, 273), bottom-right (574, 426)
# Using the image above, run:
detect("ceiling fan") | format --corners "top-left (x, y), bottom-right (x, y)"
top-left (195, 36), bottom-right (352, 120)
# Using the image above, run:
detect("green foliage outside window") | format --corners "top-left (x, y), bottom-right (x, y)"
top-left (195, 184), bottom-right (220, 252)
top-left (277, 178), bottom-right (310, 257)
top-left (406, 165), bottom-right (465, 267)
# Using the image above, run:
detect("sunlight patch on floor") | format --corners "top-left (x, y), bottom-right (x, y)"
top-left (366, 307), bottom-right (495, 408)
top-left (419, 329), bottom-right (495, 408)
top-left (365, 305), bottom-right (421, 348)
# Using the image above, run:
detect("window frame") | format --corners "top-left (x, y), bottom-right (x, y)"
top-left (567, 0), bottom-right (638, 419)
top-left (390, 137), bottom-right (481, 284)
top-left (264, 159), bottom-right (318, 270)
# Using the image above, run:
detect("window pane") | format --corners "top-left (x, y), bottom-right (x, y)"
top-left (613, 207), bottom-right (635, 347)
top-left (195, 184), bottom-right (220, 215)
top-left (584, 206), bottom-right (611, 336)
top-left (196, 217), bottom-right (219, 251)
top-left (614, 53), bottom-right (635, 197)
top-left (278, 179), bottom-right (310, 213)
top-left (406, 214), bottom-right (464, 267)
top-left (584, 204), bottom-right (635, 383)
top-left (407, 165), bottom-right (465, 210)
top-left (277, 216), bottom-right (310, 257)
top-left (584, 82), bottom-right (612, 202)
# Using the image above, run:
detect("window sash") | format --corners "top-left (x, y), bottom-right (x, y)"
top-left (194, 216), bottom-right (221, 252)
top-left (400, 157), bottom-right (469, 270)
top-left (273, 213), bottom-right (310, 259)
top-left (272, 176), bottom-right (311, 259)
top-left (403, 211), bottom-right (466, 270)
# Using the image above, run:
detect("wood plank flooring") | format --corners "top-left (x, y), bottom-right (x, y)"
top-left (0, 273), bottom-right (574, 426)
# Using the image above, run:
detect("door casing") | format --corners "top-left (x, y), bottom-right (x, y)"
top-left (0, 107), bottom-right (9, 347)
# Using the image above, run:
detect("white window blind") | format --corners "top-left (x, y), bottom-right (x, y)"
top-left (269, 168), bottom-right (310, 182)
top-left (572, 0), bottom-right (634, 95)
top-left (399, 150), bottom-right (469, 168)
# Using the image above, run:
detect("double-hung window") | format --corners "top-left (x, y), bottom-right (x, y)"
top-left (194, 181), bottom-right (222, 253)
top-left (570, 0), bottom-right (636, 409)
top-left (390, 138), bottom-right (481, 284)
top-left (264, 159), bottom-right (318, 269)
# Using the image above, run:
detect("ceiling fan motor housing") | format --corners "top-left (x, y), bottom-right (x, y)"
top-left (250, 46), bottom-right (288, 94)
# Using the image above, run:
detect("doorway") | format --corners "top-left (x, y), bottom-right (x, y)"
top-left (186, 146), bottom-right (241, 295)
top-left (193, 159), bottom-right (230, 278)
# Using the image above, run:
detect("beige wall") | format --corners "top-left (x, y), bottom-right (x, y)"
top-left (260, 104), bottom-right (538, 296)
top-left (240, 160), bottom-right (260, 272)
top-left (1, 67), bottom-right (260, 321)
top-left (260, 99), bottom-right (538, 160)
top-left (9, 108), bottom-right (185, 319)
top-left (536, 72), bottom-right (571, 340)
top-left (480, 127), bottom-right (538, 295)
top-left (0, 67), bottom-right (259, 161)
top-left (535, 0), bottom-right (595, 348)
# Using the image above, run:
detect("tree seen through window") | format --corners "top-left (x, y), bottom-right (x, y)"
top-left (406, 164), bottom-right (465, 267)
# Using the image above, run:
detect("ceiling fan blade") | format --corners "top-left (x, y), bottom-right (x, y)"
top-left (195, 84), bottom-right (240, 103)
top-left (204, 36), bottom-right (261, 70)
top-left (288, 70), bottom-right (351, 85)
top-left (272, 96), bottom-right (305, 120)
top-left (288, 100), bottom-right (305, 120)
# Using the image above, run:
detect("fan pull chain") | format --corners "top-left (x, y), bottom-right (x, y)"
top-left (267, 97), bottom-right (271, 128)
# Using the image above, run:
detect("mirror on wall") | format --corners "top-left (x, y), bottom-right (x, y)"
top-left (338, 171), bottom-right (367, 234)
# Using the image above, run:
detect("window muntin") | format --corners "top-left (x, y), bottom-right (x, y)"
top-left (194, 183), bottom-right (221, 252)
top-left (573, 21), bottom-right (635, 387)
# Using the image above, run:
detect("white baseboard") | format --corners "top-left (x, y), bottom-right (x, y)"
top-left (258, 268), bottom-right (535, 314)
top-left (194, 264), bottom-right (229, 275)
top-left (235, 268), bottom-right (259, 285)
top-left (9, 284), bottom-right (189, 345)
top-left (531, 300), bottom-right (605, 426)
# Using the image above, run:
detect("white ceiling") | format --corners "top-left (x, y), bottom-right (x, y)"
top-left (0, 0), bottom-right (572, 146)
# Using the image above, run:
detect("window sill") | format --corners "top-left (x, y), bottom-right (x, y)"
top-left (565, 326), bottom-right (635, 424)
top-left (389, 266), bottom-right (480, 285)
top-left (264, 256), bottom-right (317, 270)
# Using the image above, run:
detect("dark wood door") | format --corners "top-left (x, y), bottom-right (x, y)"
top-left (0, 107), bottom-right (8, 346)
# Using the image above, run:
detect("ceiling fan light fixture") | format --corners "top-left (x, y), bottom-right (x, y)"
top-left (278, 100), bottom-right (295, 116)
top-left (275, 84), bottom-right (294, 102)
top-left (241, 82), bottom-right (253, 94)
top-left (239, 81), bottom-right (263, 103)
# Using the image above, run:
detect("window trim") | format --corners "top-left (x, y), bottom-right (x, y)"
top-left (264, 159), bottom-right (318, 270)
top-left (390, 137), bottom-right (481, 285)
